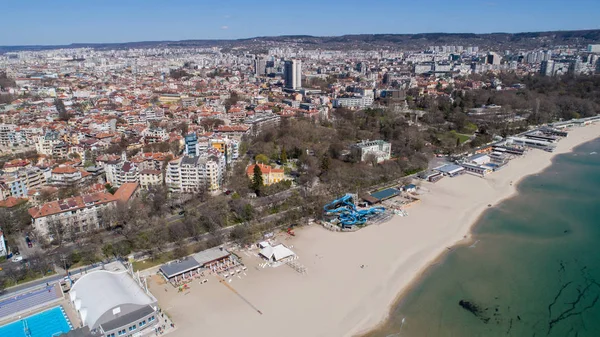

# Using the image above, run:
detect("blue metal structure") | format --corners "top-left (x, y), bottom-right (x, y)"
top-left (323, 194), bottom-right (385, 228)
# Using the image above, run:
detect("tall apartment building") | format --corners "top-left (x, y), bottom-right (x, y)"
top-left (1, 167), bottom-right (48, 198)
top-left (0, 124), bottom-right (17, 147)
top-left (166, 152), bottom-right (224, 193)
top-left (184, 133), bottom-right (198, 157)
top-left (284, 59), bottom-right (302, 89)
top-left (254, 58), bottom-right (267, 76)
top-left (350, 140), bottom-right (392, 163)
top-left (105, 153), bottom-right (140, 188)
top-left (35, 131), bottom-right (64, 156)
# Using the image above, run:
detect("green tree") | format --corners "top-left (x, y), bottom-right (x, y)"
top-left (321, 155), bottom-right (331, 172)
top-left (280, 146), bottom-right (288, 164)
top-left (255, 154), bottom-right (269, 164)
top-left (252, 164), bottom-right (263, 195)
top-left (102, 243), bottom-right (114, 258)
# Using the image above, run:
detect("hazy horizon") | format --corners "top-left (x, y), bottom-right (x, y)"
top-left (3, 0), bottom-right (600, 45)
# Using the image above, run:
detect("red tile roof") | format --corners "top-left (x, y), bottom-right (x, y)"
top-left (246, 163), bottom-right (284, 176)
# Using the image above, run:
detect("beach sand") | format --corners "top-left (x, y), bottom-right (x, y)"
top-left (152, 123), bottom-right (600, 337)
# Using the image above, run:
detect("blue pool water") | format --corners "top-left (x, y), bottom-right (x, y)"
top-left (0, 306), bottom-right (72, 337)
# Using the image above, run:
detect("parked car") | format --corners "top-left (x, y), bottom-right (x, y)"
top-left (11, 256), bottom-right (23, 263)
top-left (26, 236), bottom-right (32, 248)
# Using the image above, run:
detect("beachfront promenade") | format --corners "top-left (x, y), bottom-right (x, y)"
top-left (149, 122), bottom-right (600, 337)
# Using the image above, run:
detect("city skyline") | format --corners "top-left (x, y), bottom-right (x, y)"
top-left (2, 0), bottom-right (600, 46)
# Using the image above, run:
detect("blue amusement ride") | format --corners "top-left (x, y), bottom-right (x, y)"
top-left (323, 194), bottom-right (385, 228)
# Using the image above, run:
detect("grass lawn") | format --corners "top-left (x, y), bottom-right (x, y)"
top-left (132, 253), bottom-right (175, 272)
top-left (451, 131), bottom-right (471, 144)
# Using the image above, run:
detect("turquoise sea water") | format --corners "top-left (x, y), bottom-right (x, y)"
top-left (0, 306), bottom-right (72, 337)
top-left (365, 138), bottom-right (600, 337)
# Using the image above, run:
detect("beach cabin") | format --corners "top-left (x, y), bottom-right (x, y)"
top-left (402, 184), bottom-right (417, 193)
top-left (259, 244), bottom-right (296, 263)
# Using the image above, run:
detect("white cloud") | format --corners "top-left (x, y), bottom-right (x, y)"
top-left (221, 26), bottom-right (229, 30)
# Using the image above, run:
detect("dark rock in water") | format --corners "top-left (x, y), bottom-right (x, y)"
top-left (517, 315), bottom-right (521, 321)
top-left (459, 300), bottom-right (482, 316)
top-left (459, 300), bottom-right (493, 324)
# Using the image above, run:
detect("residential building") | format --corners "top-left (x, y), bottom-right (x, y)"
top-left (105, 153), bottom-right (140, 188)
top-left (142, 127), bottom-right (169, 143)
top-left (0, 229), bottom-right (6, 257)
top-left (588, 44), bottom-right (600, 53)
top-left (254, 58), bottom-right (267, 76)
top-left (184, 133), bottom-right (198, 157)
top-left (35, 131), bottom-right (63, 156)
top-left (284, 59), bottom-right (302, 89)
top-left (50, 166), bottom-right (89, 186)
top-left (246, 163), bottom-right (285, 186)
top-left (0, 124), bottom-right (17, 147)
top-left (1, 167), bottom-right (48, 198)
top-left (166, 154), bottom-right (224, 193)
top-left (332, 96), bottom-right (374, 109)
top-left (350, 140), bottom-right (392, 163)
top-left (244, 113), bottom-right (280, 135)
top-left (28, 192), bottom-right (116, 238)
top-left (486, 52), bottom-right (502, 65)
top-left (139, 169), bottom-right (162, 189)
top-left (27, 183), bottom-right (139, 239)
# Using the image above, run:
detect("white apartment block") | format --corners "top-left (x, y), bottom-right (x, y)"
top-left (166, 154), bottom-right (224, 193)
top-left (351, 140), bottom-right (392, 163)
top-left (332, 96), bottom-right (374, 109)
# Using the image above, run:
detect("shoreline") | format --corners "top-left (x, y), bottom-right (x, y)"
top-left (351, 123), bottom-right (600, 337)
top-left (154, 123), bottom-right (600, 337)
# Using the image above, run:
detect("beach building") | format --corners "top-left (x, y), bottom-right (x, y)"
top-left (369, 188), bottom-right (400, 203)
top-left (192, 246), bottom-right (231, 270)
top-left (402, 184), bottom-right (417, 193)
top-left (461, 163), bottom-right (493, 176)
top-left (466, 154), bottom-right (491, 166)
top-left (492, 144), bottom-right (525, 155)
top-left (259, 244), bottom-right (296, 263)
top-left (434, 164), bottom-right (465, 177)
top-left (159, 257), bottom-right (202, 284)
top-left (159, 247), bottom-right (232, 284)
top-left (68, 270), bottom-right (158, 337)
top-left (508, 136), bottom-right (556, 152)
top-left (419, 170), bottom-right (443, 182)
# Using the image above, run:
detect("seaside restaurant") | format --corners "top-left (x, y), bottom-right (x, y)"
top-left (434, 164), bottom-right (465, 177)
top-left (159, 257), bottom-right (202, 285)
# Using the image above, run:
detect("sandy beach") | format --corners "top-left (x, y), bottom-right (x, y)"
top-left (151, 123), bottom-right (600, 337)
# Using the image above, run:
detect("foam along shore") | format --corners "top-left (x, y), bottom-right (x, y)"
top-left (155, 123), bottom-right (600, 337)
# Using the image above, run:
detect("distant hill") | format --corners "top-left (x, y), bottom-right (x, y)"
top-left (1, 30), bottom-right (599, 53)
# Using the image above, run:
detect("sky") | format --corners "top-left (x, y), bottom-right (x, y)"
top-left (2, 0), bottom-right (600, 46)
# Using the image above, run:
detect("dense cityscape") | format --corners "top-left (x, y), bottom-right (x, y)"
top-left (1, 29), bottom-right (600, 337)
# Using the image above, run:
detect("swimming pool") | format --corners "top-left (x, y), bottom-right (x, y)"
top-left (0, 306), bottom-right (73, 337)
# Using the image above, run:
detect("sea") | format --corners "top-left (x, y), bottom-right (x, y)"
top-left (364, 137), bottom-right (600, 337)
